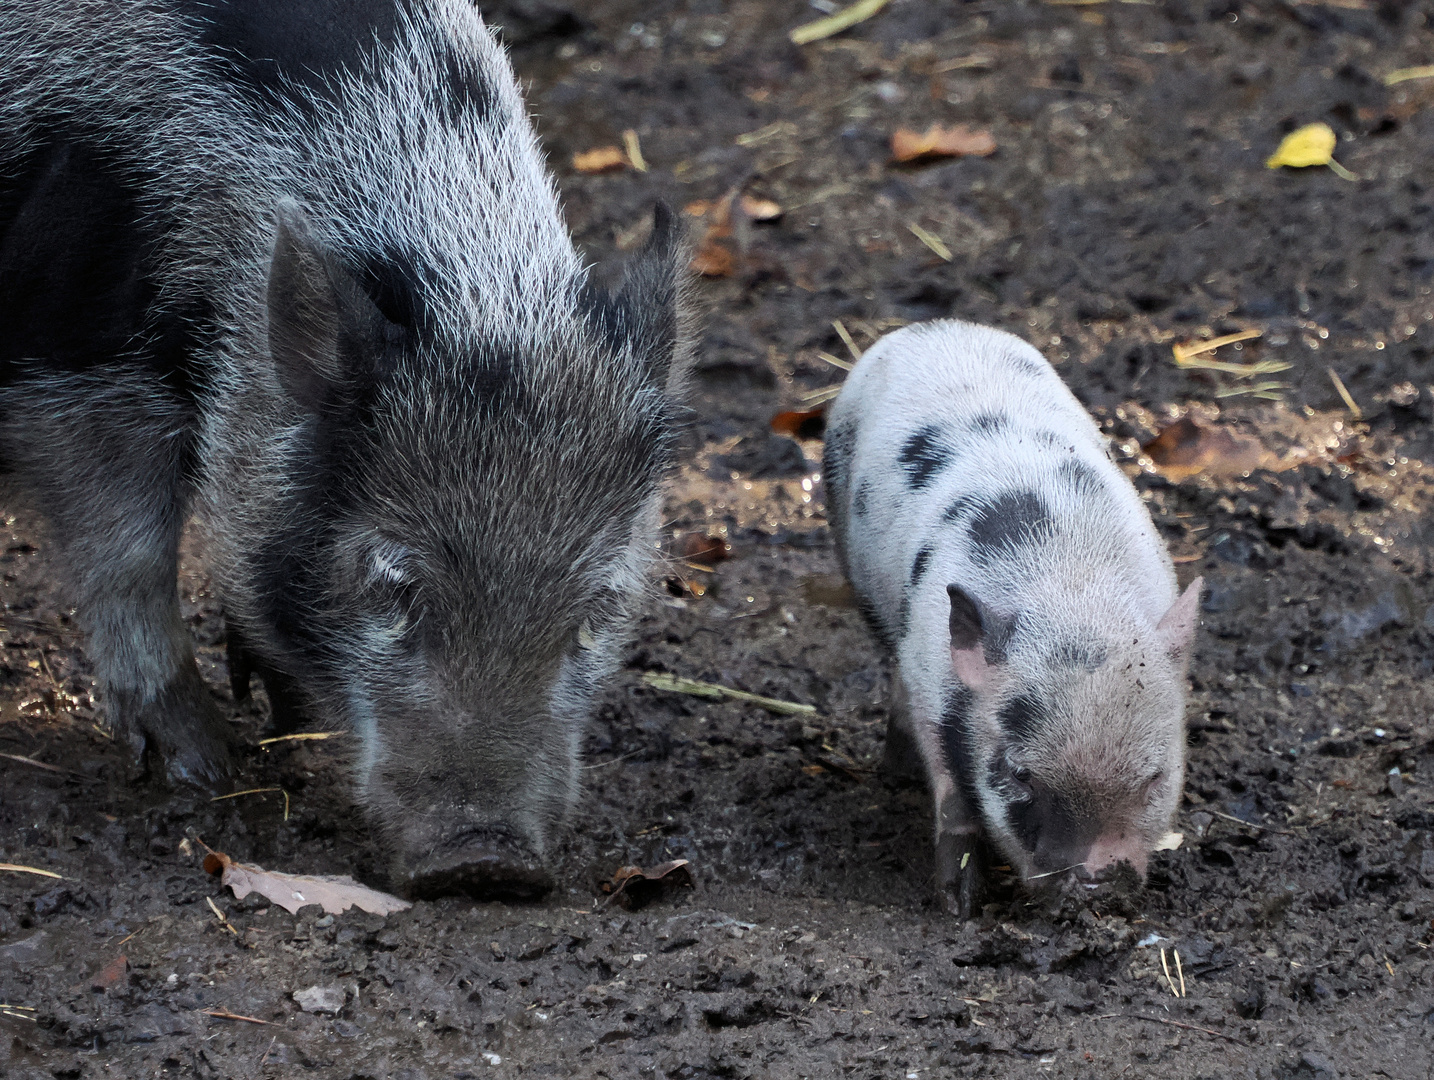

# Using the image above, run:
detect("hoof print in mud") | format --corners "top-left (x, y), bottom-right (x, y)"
top-left (400, 835), bottom-right (554, 901)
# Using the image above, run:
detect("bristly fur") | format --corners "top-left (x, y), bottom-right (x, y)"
top-left (0, 0), bottom-right (691, 891)
top-left (825, 319), bottom-right (1196, 910)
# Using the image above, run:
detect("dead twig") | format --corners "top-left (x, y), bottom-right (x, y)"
top-left (0, 752), bottom-right (92, 780)
top-left (201, 1009), bottom-right (270, 1025)
top-left (1095, 1012), bottom-right (1249, 1047)
top-left (0, 863), bottom-right (63, 880)
top-left (641, 672), bottom-right (818, 717)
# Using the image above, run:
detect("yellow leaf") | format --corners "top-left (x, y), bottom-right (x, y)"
top-left (1266, 123), bottom-right (1336, 169)
top-left (1265, 123), bottom-right (1358, 181)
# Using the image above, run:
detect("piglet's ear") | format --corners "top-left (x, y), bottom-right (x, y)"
top-left (268, 201), bottom-right (345, 412)
top-left (948, 584), bottom-right (996, 693)
top-left (1156, 577), bottom-right (1203, 667)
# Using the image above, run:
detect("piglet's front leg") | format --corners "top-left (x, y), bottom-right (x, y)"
top-left (932, 778), bottom-right (985, 920)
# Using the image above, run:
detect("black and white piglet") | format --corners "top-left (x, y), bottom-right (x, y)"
top-left (824, 320), bottom-right (1199, 915)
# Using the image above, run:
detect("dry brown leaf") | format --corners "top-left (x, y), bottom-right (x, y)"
top-left (679, 533), bottom-right (732, 566)
top-left (1141, 417), bottom-right (1274, 481)
top-left (572, 146), bottom-right (627, 173)
top-left (740, 195), bottom-right (783, 221)
top-left (890, 124), bottom-right (996, 163)
top-left (203, 849), bottom-right (410, 916)
top-left (601, 859), bottom-right (693, 910)
top-left (770, 407), bottom-right (827, 440)
top-left (690, 240), bottom-right (735, 277)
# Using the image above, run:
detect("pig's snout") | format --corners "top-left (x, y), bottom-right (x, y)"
top-left (394, 824), bottom-right (553, 902)
top-left (1076, 835), bottom-right (1149, 883)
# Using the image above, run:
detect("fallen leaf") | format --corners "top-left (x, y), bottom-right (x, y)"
top-left (679, 533), bottom-right (732, 565)
top-left (1265, 123), bottom-right (1357, 181)
top-left (88, 955), bottom-right (129, 992)
top-left (891, 123), bottom-right (996, 163)
top-left (572, 145), bottom-right (627, 174)
top-left (790, 0), bottom-right (891, 45)
top-left (203, 849), bottom-right (410, 916)
top-left (690, 240), bottom-right (735, 277)
top-left (740, 195), bottom-right (783, 221)
top-left (770, 407), bottom-right (827, 440)
top-left (1154, 832), bottom-right (1184, 852)
top-left (601, 859), bottom-right (693, 910)
top-left (1141, 417), bottom-right (1272, 481)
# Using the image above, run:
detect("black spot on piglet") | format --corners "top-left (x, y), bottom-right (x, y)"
top-left (899, 425), bottom-right (951, 490)
top-left (968, 491), bottom-right (1054, 564)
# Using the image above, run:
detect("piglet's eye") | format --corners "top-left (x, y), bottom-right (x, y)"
top-left (1012, 766), bottom-right (1032, 785)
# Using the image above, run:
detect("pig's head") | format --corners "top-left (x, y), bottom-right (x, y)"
top-left (945, 578), bottom-right (1201, 888)
top-left (245, 201), bottom-right (687, 898)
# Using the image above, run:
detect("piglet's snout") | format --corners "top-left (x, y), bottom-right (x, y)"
top-left (1078, 836), bottom-right (1150, 882)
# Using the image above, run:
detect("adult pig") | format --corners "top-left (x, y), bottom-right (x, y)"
top-left (0, 0), bottom-right (688, 898)
top-left (823, 320), bottom-right (1199, 916)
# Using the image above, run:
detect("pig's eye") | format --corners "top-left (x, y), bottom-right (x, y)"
top-left (1009, 765), bottom-right (1034, 800)
top-left (369, 542), bottom-right (413, 587)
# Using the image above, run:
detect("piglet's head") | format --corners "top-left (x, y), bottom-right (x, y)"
top-left (947, 579), bottom-right (1202, 886)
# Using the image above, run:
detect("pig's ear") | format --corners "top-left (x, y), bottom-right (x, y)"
top-left (611, 201), bottom-right (689, 391)
top-left (267, 201), bottom-right (345, 410)
top-left (948, 585), bottom-right (996, 692)
top-left (1156, 577), bottom-right (1203, 666)
top-left (267, 200), bottom-right (388, 412)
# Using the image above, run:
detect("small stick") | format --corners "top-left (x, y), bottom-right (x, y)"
top-left (1175, 948), bottom-right (1186, 998)
top-left (256, 732), bottom-right (338, 746)
top-left (206, 896), bottom-right (238, 936)
top-left (641, 672), bottom-right (818, 717)
top-left (1204, 808), bottom-right (1294, 835)
top-left (1096, 1013), bottom-right (1249, 1047)
top-left (0, 863), bottom-right (63, 880)
top-left (790, 0), bottom-right (890, 45)
top-left (1, 753), bottom-right (75, 776)
top-left (259, 1035), bottom-right (278, 1069)
top-left (1385, 65), bottom-right (1434, 85)
top-left (816, 351), bottom-right (853, 372)
top-left (1327, 367), bottom-right (1362, 420)
top-left (201, 1009), bottom-right (269, 1025)
top-left (907, 223), bottom-right (952, 262)
top-left (622, 129), bottom-right (648, 172)
top-left (1172, 328), bottom-right (1262, 365)
top-left (211, 786), bottom-right (282, 802)
top-left (831, 320), bottom-right (863, 363)
top-left (1, 1008), bottom-right (37, 1022)
top-left (0, 753), bottom-right (96, 782)
top-left (1159, 947), bottom-right (1180, 997)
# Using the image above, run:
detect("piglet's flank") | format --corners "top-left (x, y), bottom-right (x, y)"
top-left (824, 319), bottom-right (1200, 917)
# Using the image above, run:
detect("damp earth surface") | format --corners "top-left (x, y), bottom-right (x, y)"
top-left (4, 1), bottom-right (1434, 1077)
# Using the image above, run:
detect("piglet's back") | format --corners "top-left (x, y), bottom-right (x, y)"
top-left (825, 319), bottom-right (1175, 638)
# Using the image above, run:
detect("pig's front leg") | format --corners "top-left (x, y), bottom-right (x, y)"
top-left (932, 779), bottom-right (984, 920)
top-left (894, 674), bottom-right (985, 917)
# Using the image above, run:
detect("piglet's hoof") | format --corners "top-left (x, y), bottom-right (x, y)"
top-left (398, 831), bottom-right (553, 901)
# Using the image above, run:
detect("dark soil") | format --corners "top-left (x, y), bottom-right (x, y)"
top-left (4, 1), bottom-right (1434, 1077)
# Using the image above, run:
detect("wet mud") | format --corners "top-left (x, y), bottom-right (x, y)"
top-left (3, 1), bottom-right (1434, 1077)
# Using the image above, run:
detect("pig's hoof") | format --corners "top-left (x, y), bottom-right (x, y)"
top-left (400, 832), bottom-right (553, 901)
top-left (111, 668), bottom-right (239, 793)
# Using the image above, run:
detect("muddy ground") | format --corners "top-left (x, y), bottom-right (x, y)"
top-left (4, 0), bottom-right (1434, 1076)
